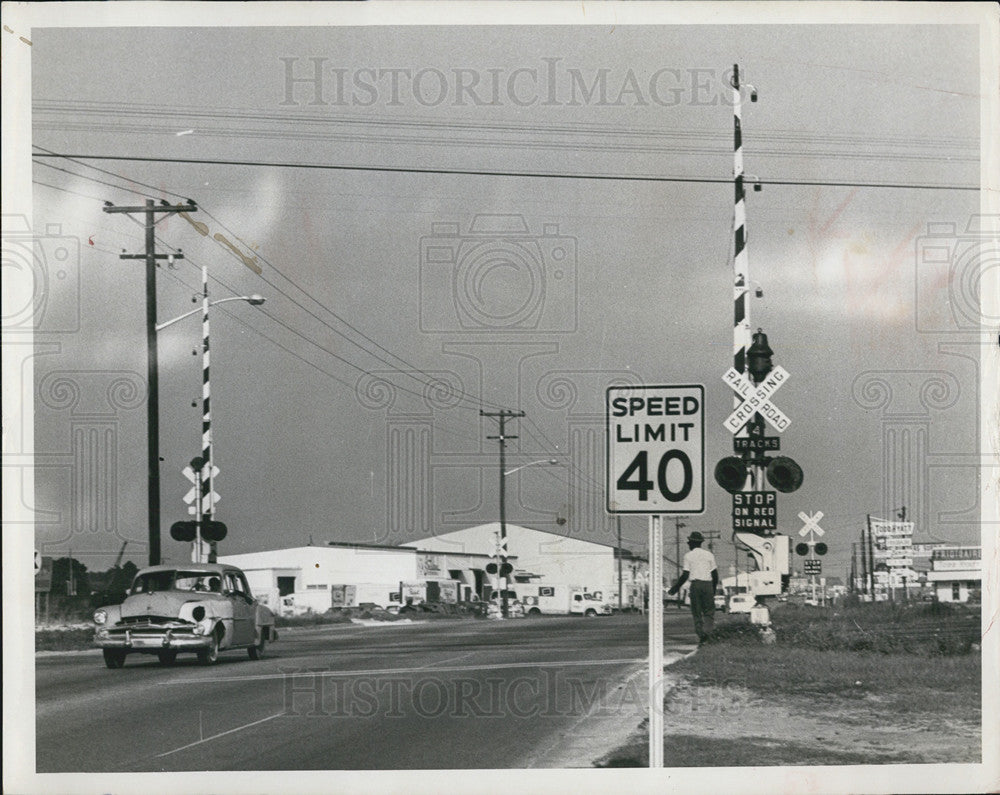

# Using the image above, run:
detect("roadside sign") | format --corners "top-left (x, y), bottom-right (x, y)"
top-left (732, 491), bottom-right (777, 531)
top-left (606, 384), bottom-right (705, 514)
top-left (35, 555), bottom-right (54, 593)
top-left (721, 365), bottom-right (791, 433)
top-left (804, 559), bottom-right (822, 575)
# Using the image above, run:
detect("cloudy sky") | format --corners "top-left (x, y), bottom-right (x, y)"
top-left (8, 6), bottom-right (994, 580)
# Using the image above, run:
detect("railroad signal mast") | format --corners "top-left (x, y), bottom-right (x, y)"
top-left (713, 65), bottom-right (801, 598)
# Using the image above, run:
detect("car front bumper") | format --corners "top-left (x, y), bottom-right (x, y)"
top-left (95, 626), bottom-right (212, 651)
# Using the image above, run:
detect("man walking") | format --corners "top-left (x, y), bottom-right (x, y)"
top-left (668, 531), bottom-right (719, 643)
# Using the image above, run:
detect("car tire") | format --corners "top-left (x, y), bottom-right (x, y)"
top-left (197, 629), bottom-right (221, 666)
top-left (157, 650), bottom-right (178, 666)
top-left (585, 608), bottom-right (597, 617)
top-left (103, 649), bottom-right (127, 669)
top-left (247, 632), bottom-right (267, 661)
top-left (528, 607), bottom-right (541, 617)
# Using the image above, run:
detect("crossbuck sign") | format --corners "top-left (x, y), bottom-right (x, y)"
top-left (722, 365), bottom-right (791, 434)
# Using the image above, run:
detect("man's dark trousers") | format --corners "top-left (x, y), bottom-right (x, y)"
top-left (688, 580), bottom-right (715, 641)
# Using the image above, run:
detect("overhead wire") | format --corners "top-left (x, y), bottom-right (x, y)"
top-left (31, 152), bottom-right (979, 191)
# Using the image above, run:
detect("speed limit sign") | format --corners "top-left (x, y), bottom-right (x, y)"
top-left (606, 384), bottom-right (705, 514)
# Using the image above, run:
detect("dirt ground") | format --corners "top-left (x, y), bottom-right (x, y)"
top-left (597, 671), bottom-right (982, 767)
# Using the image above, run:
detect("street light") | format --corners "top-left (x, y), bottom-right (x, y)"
top-left (156, 295), bottom-right (265, 331)
top-left (157, 267), bottom-right (265, 562)
top-left (503, 458), bottom-right (559, 476)
top-left (495, 458), bottom-right (560, 617)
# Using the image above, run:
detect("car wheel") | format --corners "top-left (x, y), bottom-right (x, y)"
top-left (528, 607), bottom-right (541, 617)
top-left (247, 632), bottom-right (267, 661)
top-left (157, 650), bottom-right (178, 666)
top-left (103, 649), bottom-right (127, 669)
top-left (585, 608), bottom-right (597, 617)
top-left (197, 628), bottom-right (221, 666)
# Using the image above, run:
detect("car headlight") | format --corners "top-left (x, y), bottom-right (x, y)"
top-left (193, 624), bottom-right (206, 635)
top-left (94, 609), bottom-right (107, 625)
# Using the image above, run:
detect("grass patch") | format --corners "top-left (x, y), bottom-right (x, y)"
top-left (36, 627), bottom-right (94, 651)
top-left (716, 600), bottom-right (980, 656)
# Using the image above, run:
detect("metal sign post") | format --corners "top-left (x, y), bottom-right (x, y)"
top-left (648, 514), bottom-right (664, 768)
top-left (607, 384), bottom-right (705, 769)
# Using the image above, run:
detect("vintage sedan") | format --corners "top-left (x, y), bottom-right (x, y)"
top-left (93, 563), bottom-right (277, 668)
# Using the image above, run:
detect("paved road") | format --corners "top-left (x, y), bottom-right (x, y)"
top-left (36, 612), bottom-right (697, 771)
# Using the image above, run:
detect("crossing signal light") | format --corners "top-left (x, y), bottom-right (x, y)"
top-left (795, 542), bottom-right (809, 556)
top-left (202, 520), bottom-right (228, 542)
top-left (169, 519), bottom-right (227, 542)
top-left (170, 521), bottom-right (197, 543)
top-left (714, 457), bottom-right (748, 493)
top-left (814, 542), bottom-right (828, 556)
top-left (500, 562), bottom-right (513, 577)
top-left (485, 562), bottom-right (498, 574)
top-left (766, 456), bottom-right (803, 493)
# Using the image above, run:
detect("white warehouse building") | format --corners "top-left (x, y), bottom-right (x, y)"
top-left (219, 542), bottom-right (503, 615)
top-left (217, 524), bottom-right (648, 614)
top-left (403, 522), bottom-right (647, 610)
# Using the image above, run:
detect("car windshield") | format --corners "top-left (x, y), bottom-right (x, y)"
top-left (132, 570), bottom-right (221, 594)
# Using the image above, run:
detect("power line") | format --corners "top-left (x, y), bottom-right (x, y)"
top-left (36, 154), bottom-right (613, 491)
top-left (31, 152), bottom-right (978, 192)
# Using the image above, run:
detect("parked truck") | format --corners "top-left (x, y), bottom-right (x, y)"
top-left (518, 585), bottom-right (614, 617)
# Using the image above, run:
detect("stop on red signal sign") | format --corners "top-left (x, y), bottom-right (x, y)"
top-left (606, 384), bottom-right (705, 514)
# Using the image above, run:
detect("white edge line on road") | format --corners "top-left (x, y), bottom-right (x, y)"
top-left (155, 711), bottom-right (285, 758)
top-left (164, 657), bottom-right (645, 685)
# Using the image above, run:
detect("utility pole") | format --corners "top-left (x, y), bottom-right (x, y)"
top-left (481, 409), bottom-right (525, 619)
top-left (104, 198), bottom-right (197, 566)
top-left (866, 513), bottom-right (876, 599)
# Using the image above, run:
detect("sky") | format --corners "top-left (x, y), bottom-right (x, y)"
top-left (8, 10), bottom-right (994, 584)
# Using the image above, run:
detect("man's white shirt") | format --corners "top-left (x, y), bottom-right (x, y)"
top-left (683, 547), bottom-right (717, 581)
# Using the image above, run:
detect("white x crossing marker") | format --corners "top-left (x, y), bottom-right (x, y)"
top-left (798, 511), bottom-right (825, 537)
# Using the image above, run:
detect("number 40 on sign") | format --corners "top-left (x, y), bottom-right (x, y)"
top-left (606, 384), bottom-right (705, 515)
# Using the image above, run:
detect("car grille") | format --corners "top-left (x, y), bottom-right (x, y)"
top-left (118, 614), bottom-right (179, 625)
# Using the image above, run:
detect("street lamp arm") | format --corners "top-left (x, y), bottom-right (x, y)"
top-left (503, 459), bottom-right (559, 476)
top-left (156, 295), bottom-right (265, 331)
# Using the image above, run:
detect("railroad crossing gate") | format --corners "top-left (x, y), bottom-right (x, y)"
top-left (606, 384), bottom-right (705, 514)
